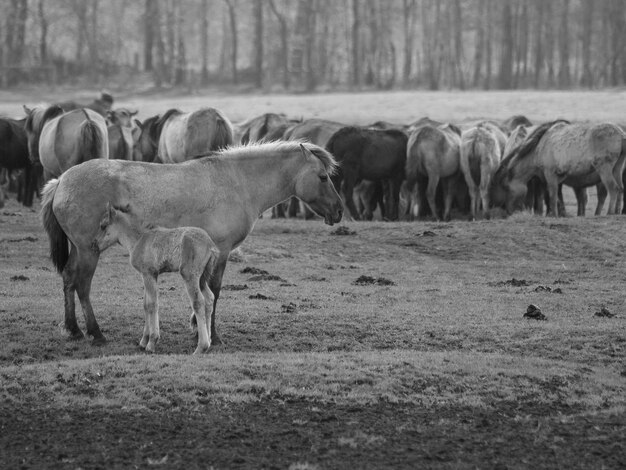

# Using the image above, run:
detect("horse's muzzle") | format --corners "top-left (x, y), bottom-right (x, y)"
top-left (325, 206), bottom-right (343, 226)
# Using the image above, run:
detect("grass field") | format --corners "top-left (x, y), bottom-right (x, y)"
top-left (1, 91), bottom-right (625, 468)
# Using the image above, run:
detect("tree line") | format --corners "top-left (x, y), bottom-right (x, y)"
top-left (1, 0), bottom-right (625, 91)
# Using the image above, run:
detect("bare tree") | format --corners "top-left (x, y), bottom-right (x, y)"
top-left (351, 0), bottom-right (361, 87)
top-left (558, 0), bottom-right (570, 87)
top-left (268, 0), bottom-right (289, 89)
top-left (253, 0), bottom-right (264, 88)
top-left (200, 0), bottom-right (209, 85)
top-left (223, 0), bottom-right (238, 84)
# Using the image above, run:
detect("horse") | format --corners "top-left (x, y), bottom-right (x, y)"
top-left (132, 108), bottom-right (232, 163)
top-left (283, 118), bottom-right (347, 218)
top-left (95, 203), bottom-right (219, 354)
top-left (54, 91), bottom-right (114, 118)
top-left (108, 122), bottom-right (133, 160)
top-left (24, 105), bottom-right (108, 181)
top-left (41, 140), bottom-right (343, 345)
top-left (326, 126), bottom-right (407, 221)
top-left (0, 117), bottom-right (39, 207)
top-left (490, 120), bottom-right (626, 216)
top-left (354, 180), bottom-right (384, 220)
top-left (233, 113), bottom-right (297, 144)
top-left (405, 123), bottom-right (463, 221)
top-left (460, 123), bottom-right (506, 219)
top-left (502, 115), bottom-right (533, 133)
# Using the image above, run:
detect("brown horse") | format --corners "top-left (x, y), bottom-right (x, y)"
top-left (41, 141), bottom-right (343, 345)
top-left (406, 123), bottom-right (463, 221)
top-left (326, 126), bottom-right (407, 221)
top-left (491, 120), bottom-right (626, 216)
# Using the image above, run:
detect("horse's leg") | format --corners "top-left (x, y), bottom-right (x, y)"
top-left (416, 175), bottom-right (429, 218)
top-left (340, 171), bottom-right (361, 221)
top-left (426, 175), bottom-right (440, 220)
top-left (388, 178), bottom-right (401, 221)
top-left (142, 274), bottom-right (159, 353)
top-left (612, 157), bottom-right (625, 214)
top-left (595, 183), bottom-right (608, 216)
top-left (573, 187), bottom-right (587, 217)
top-left (183, 274), bottom-right (209, 354)
top-left (442, 177), bottom-right (455, 222)
top-left (74, 250), bottom-right (106, 345)
top-left (545, 177), bottom-right (560, 217)
top-left (191, 253), bottom-right (229, 345)
top-left (201, 276), bottom-right (215, 349)
top-left (61, 246), bottom-right (84, 340)
top-left (595, 165), bottom-right (620, 214)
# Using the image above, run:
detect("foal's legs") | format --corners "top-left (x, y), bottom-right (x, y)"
top-left (141, 274), bottom-right (159, 353)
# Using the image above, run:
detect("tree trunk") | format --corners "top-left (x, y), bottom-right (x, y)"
top-left (498, 0), bottom-right (513, 89)
top-left (452, 0), bottom-right (464, 89)
top-left (485, 0), bottom-right (493, 89)
top-left (402, 0), bottom-right (416, 86)
top-left (199, 0), bottom-right (209, 85)
top-left (557, 0), bottom-right (570, 87)
top-left (580, 0), bottom-right (593, 87)
top-left (304, 1), bottom-right (317, 91)
top-left (533, 0), bottom-right (544, 88)
top-left (224, 0), bottom-right (238, 84)
top-left (144, 0), bottom-right (154, 72)
top-left (153, 1), bottom-right (166, 87)
top-left (38, 0), bottom-right (48, 64)
top-left (473, 0), bottom-right (486, 87)
top-left (268, 0), bottom-right (289, 89)
top-left (253, 0), bottom-right (264, 88)
top-left (351, 0), bottom-right (361, 87)
top-left (174, 2), bottom-right (186, 86)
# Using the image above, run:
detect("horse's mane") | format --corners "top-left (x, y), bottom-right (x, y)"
top-left (493, 119), bottom-right (569, 182)
top-left (156, 108), bottom-right (182, 131)
top-left (205, 140), bottom-right (339, 175)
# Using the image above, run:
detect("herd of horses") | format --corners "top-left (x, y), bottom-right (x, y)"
top-left (3, 95), bottom-right (626, 351)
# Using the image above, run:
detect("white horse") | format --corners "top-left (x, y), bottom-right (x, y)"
top-left (95, 203), bottom-right (218, 354)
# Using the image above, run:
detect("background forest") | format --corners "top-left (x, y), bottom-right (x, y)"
top-left (1, 0), bottom-right (625, 92)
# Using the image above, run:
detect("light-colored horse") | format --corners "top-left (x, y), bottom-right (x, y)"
top-left (95, 203), bottom-right (219, 354)
top-left (41, 140), bottom-right (343, 345)
top-left (24, 105), bottom-right (108, 180)
top-left (460, 123), bottom-right (506, 219)
top-left (233, 113), bottom-right (297, 144)
top-left (406, 123), bottom-right (463, 221)
top-left (491, 120), bottom-right (626, 216)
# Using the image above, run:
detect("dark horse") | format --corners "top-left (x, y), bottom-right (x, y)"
top-left (326, 126), bottom-right (407, 221)
top-left (0, 117), bottom-right (39, 207)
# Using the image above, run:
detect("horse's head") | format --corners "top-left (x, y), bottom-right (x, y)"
top-left (489, 167), bottom-right (528, 215)
top-left (294, 143), bottom-right (343, 225)
top-left (94, 202), bottom-right (133, 252)
top-left (23, 104), bottom-right (52, 165)
top-left (132, 117), bottom-right (159, 162)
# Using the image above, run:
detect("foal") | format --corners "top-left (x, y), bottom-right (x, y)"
top-left (95, 203), bottom-right (218, 354)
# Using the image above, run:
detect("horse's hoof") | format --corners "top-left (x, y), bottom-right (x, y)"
top-left (193, 346), bottom-right (210, 355)
top-left (67, 329), bottom-right (85, 341)
top-left (91, 336), bottom-right (107, 347)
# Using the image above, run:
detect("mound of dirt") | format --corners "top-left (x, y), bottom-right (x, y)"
top-left (240, 267), bottom-right (269, 275)
top-left (10, 275), bottom-right (29, 281)
top-left (249, 274), bottom-right (287, 282)
top-left (491, 278), bottom-right (532, 287)
top-left (594, 307), bottom-right (616, 318)
top-left (222, 284), bottom-right (249, 291)
top-left (534, 285), bottom-right (563, 294)
top-left (330, 226), bottom-right (357, 236)
top-left (353, 275), bottom-right (396, 286)
top-left (249, 293), bottom-right (271, 300)
top-left (523, 304), bottom-right (546, 320)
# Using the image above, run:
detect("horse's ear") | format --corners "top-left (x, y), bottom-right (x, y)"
top-left (23, 105), bottom-right (32, 116)
top-left (133, 119), bottom-right (143, 130)
top-left (299, 143), bottom-right (312, 160)
top-left (130, 109), bottom-right (138, 116)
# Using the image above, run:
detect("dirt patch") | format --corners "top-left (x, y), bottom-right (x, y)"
top-left (281, 302), bottom-right (298, 313)
top-left (249, 293), bottom-right (272, 300)
top-left (353, 275), bottom-right (396, 286)
top-left (10, 274), bottom-right (29, 281)
top-left (595, 307), bottom-right (616, 318)
top-left (249, 274), bottom-right (287, 282)
top-left (534, 285), bottom-right (563, 294)
top-left (240, 266), bottom-right (269, 275)
top-left (1, 401), bottom-right (623, 470)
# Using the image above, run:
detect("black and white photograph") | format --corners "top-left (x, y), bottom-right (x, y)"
top-left (0, 0), bottom-right (625, 468)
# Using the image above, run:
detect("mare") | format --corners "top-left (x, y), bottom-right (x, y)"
top-left (95, 203), bottom-right (219, 354)
top-left (326, 126), bottom-right (407, 221)
top-left (41, 141), bottom-right (343, 345)
top-left (0, 117), bottom-right (39, 207)
top-left (460, 123), bottom-right (506, 219)
top-left (133, 108), bottom-right (233, 163)
top-left (24, 105), bottom-right (108, 181)
top-left (405, 123), bottom-right (463, 221)
top-left (490, 120), bottom-right (626, 216)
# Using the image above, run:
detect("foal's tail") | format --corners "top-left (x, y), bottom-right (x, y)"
top-left (79, 110), bottom-right (104, 162)
top-left (41, 178), bottom-right (69, 274)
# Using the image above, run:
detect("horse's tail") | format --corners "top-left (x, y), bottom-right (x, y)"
top-left (79, 111), bottom-right (104, 162)
top-left (212, 109), bottom-right (234, 150)
top-left (41, 178), bottom-right (69, 274)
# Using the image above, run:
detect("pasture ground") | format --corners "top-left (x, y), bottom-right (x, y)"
top-left (1, 91), bottom-right (626, 468)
